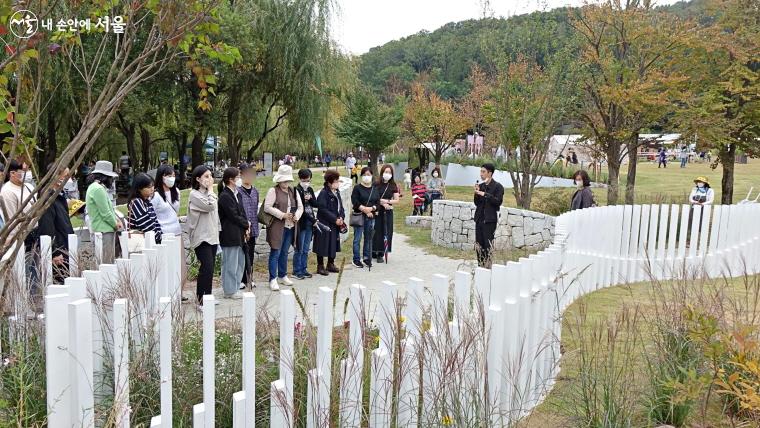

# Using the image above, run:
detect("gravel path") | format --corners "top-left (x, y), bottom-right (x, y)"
top-left (180, 233), bottom-right (473, 325)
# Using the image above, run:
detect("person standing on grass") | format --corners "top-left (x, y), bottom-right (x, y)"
top-left (570, 170), bottom-right (596, 210)
top-left (658, 147), bottom-right (668, 168)
top-left (346, 152), bottom-right (357, 175)
top-left (324, 152), bottom-right (333, 169)
top-left (217, 168), bottom-right (249, 300)
top-left (427, 167), bottom-right (446, 215)
top-left (411, 174), bottom-right (427, 216)
top-left (313, 170), bottom-right (345, 275)
top-left (680, 147), bottom-right (688, 168)
top-left (237, 163), bottom-right (260, 289)
top-left (128, 173), bottom-right (163, 244)
top-left (294, 168), bottom-right (317, 280)
top-left (85, 160), bottom-right (122, 264)
top-left (690, 177), bottom-right (714, 206)
top-left (188, 166), bottom-right (220, 307)
top-left (351, 167), bottom-right (379, 268)
top-left (372, 164), bottom-right (401, 264)
top-left (474, 163), bottom-right (504, 268)
top-left (264, 164), bottom-right (304, 290)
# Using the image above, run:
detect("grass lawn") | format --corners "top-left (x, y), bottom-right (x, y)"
top-left (521, 274), bottom-right (759, 428)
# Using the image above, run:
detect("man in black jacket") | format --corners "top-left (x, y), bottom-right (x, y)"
top-left (474, 163), bottom-right (504, 268)
top-left (38, 167), bottom-right (75, 283)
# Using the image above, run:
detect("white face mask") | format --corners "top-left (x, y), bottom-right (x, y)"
top-left (575, 179), bottom-right (584, 188)
top-left (697, 182), bottom-right (704, 188)
top-left (433, 172), bottom-right (439, 178)
top-left (235, 178), bottom-right (243, 187)
top-left (382, 173), bottom-right (392, 182)
top-left (300, 181), bottom-right (310, 189)
top-left (361, 175), bottom-right (372, 185)
top-left (163, 176), bottom-right (176, 188)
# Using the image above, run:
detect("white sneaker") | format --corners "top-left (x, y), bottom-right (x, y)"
top-left (280, 276), bottom-right (294, 286)
top-left (240, 282), bottom-right (247, 290)
top-left (269, 279), bottom-right (280, 291)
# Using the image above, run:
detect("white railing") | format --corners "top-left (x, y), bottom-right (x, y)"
top-left (5, 203), bottom-right (760, 427)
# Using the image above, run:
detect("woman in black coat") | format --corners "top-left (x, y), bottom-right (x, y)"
top-left (313, 170), bottom-right (345, 276)
top-left (217, 167), bottom-right (250, 298)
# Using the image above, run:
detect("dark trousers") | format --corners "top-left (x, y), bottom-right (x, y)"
top-left (194, 242), bottom-right (216, 304)
top-left (475, 221), bottom-right (497, 268)
top-left (241, 239), bottom-right (256, 285)
top-left (316, 256), bottom-right (335, 266)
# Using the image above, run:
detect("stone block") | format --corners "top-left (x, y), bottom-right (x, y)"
top-left (451, 218), bottom-right (463, 234)
top-left (512, 227), bottom-right (525, 248)
top-left (525, 233), bottom-right (542, 247)
top-left (507, 214), bottom-right (523, 227)
top-left (523, 217), bottom-right (534, 235)
top-left (459, 209), bottom-right (473, 221)
top-left (541, 229), bottom-right (551, 241)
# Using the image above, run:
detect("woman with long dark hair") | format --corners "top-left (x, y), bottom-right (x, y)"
top-left (313, 170), bottom-right (345, 275)
top-left (188, 165), bottom-right (220, 307)
top-left (152, 164), bottom-right (181, 236)
top-left (127, 173), bottom-right (163, 244)
top-left (217, 167), bottom-right (249, 299)
top-left (570, 170), bottom-right (595, 210)
top-left (372, 164), bottom-right (400, 263)
top-left (351, 166), bottom-right (379, 268)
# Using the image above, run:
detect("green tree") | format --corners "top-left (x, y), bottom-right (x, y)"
top-left (333, 88), bottom-right (401, 169)
top-left (679, 0), bottom-right (760, 204)
top-left (484, 56), bottom-right (572, 209)
top-left (570, 0), bottom-right (694, 204)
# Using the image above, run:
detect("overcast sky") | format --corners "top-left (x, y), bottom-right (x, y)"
top-left (333, 0), bottom-right (683, 55)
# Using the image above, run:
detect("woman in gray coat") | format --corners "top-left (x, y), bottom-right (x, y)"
top-left (570, 170), bottom-right (596, 210)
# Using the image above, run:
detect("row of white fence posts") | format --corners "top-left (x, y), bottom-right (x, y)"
top-left (9, 202), bottom-right (760, 427)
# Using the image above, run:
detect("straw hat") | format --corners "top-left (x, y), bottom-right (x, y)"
top-left (273, 164), bottom-right (294, 183)
top-left (694, 176), bottom-right (710, 186)
top-left (68, 199), bottom-right (86, 217)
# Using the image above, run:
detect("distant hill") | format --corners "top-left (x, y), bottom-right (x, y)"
top-left (358, 0), bottom-right (707, 100)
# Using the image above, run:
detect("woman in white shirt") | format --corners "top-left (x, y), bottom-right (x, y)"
top-left (152, 164), bottom-right (186, 297)
top-left (689, 176), bottom-right (714, 206)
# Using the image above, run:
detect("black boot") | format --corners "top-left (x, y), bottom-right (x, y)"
top-left (327, 262), bottom-right (340, 273)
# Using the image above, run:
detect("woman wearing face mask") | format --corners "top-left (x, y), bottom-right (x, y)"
top-left (217, 167), bottom-right (250, 299)
top-left (127, 173), bottom-right (163, 244)
top-left (293, 168), bottom-right (317, 279)
top-left (372, 164), bottom-right (401, 263)
top-left (351, 167), bottom-right (380, 268)
top-left (689, 177), bottom-right (714, 206)
top-left (313, 170), bottom-right (345, 275)
top-left (151, 164), bottom-right (187, 294)
top-left (188, 166), bottom-right (220, 307)
top-left (570, 170), bottom-right (595, 210)
top-left (426, 167), bottom-right (446, 215)
top-left (264, 164), bottom-right (304, 290)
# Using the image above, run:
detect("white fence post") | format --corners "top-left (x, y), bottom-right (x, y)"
top-left (316, 287), bottom-right (333, 426)
top-left (233, 391), bottom-right (247, 428)
top-left (369, 347), bottom-right (392, 428)
top-left (68, 233), bottom-right (79, 277)
top-left (243, 292), bottom-right (256, 428)
top-left (160, 296), bottom-right (173, 426)
top-left (280, 290), bottom-right (296, 426)
top-left (203, 295), bottom-right (216, 427)
top-left (405, 277), bottom-right (425, 339)
top-left (396, 338), bottom-right (419, 427)
top-left (69, 298), bottom-right (94, 427)
top-left (270, 379), bottom-right (288, 427)
top-left (46, 293), bottom-right (71, 428)
top-left (113, 299), bottom-right (130, 428)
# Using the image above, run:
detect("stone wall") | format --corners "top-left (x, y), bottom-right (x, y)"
top-left (430, 200), bottom-right (555, 251)
top-left (181, 177), bottom-right (353, 260)
top-left (405, 216), bottom-right (432, 228)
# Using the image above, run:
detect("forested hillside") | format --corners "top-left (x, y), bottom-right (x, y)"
top-left (358, 0), bottom-right (705, 100)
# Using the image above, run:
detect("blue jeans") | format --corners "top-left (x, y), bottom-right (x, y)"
top-left (221, 246), bottom-right (245, 296)
top-left (293, 224), bottom-right (313, 276)
top-left (268, 227), bottom-right (293, 281)
top-left (680, 158), bottom-right (687, 168)
top-left (352, 219), bottom-right (375, 263)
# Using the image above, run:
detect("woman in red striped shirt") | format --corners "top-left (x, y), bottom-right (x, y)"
top-left (411, 174), bottom-right (427, 215)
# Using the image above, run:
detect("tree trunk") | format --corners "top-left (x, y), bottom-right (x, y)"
top-left (606, 140), bottom-right (622, 205)
top-left (192, 131), bottom-right (204, 168)
top-left (720, 143), bottom-right (735, 204)
top-left (519, 171), bottom-right (532, 210)
top-left (624, 135), bottom-right (638, 205)
top-left (368, 149), bottom-right (381, 173)
top-left (139, 126), bottom-right (151, 172)
top-left (37, 108), bottom-right (57, 171)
